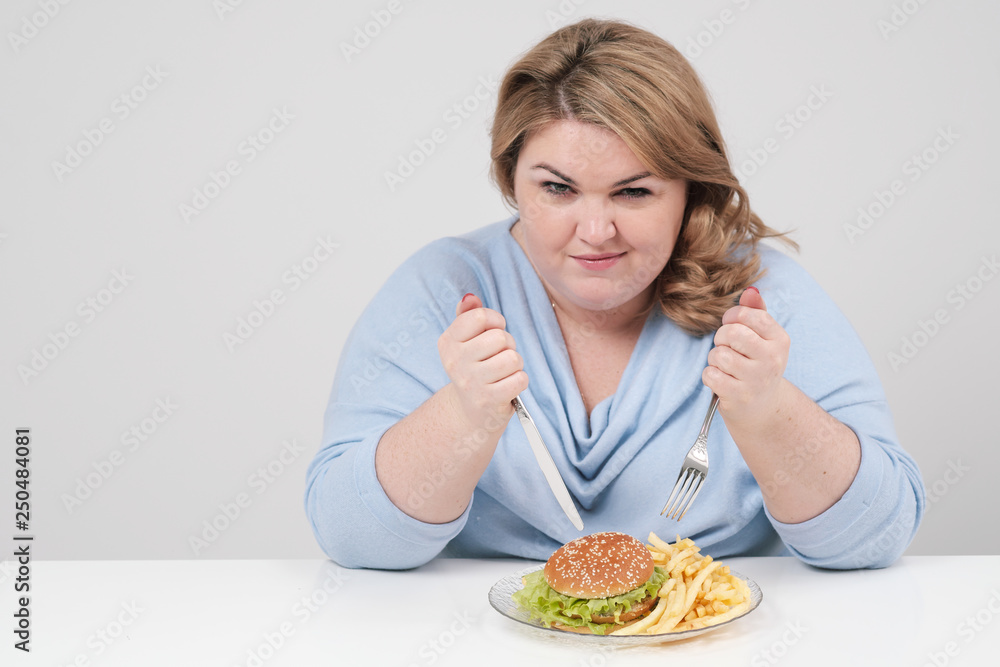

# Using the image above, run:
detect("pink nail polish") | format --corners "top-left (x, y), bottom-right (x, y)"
top-left (461, 293), bottom-right (475, 303)
top-left (744, 286), bottom-right (759, 295)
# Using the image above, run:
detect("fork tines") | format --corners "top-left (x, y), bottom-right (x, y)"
top-left (661, 468), bottom-right (705, 521)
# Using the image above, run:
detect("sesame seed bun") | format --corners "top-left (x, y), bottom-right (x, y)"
top-left (543, 531), bottom-right (654, 599)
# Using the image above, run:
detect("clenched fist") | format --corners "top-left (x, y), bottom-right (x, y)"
top-left (437, 293), bottom-right (529, 428)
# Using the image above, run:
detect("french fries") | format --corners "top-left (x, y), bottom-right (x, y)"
top-left (610, 533), bottom-right (751, 636)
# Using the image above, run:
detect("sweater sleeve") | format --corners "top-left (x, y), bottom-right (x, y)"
top-left (304, 238), bottom-right (488, 569)
top-left (756, 249), bottom-right (926, 569)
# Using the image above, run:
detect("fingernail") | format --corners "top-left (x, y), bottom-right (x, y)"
top-left (744, 286), bottom-right (759, 295)
top-left (461, 293), bottom-right (475, 303)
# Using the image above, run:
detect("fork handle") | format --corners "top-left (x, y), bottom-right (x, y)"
top-left (699, 394), bottom-right (720, 437)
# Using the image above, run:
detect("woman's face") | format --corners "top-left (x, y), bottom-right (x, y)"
top-left (512, 120), bottom-right (688, 316)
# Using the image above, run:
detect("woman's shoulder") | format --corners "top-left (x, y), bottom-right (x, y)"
top-left (756, 242), bottom-right (809, 279)
top-left (752, 243), bottom-right (843, 327)
top-left (370, 216), bottom-right (518, 316)
top-left (400, 216), bottom-right (516, 274)
top-left (754, 243), bottom-right (827, 294)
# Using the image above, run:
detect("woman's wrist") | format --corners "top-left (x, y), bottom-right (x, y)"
top-left (721, 379), bottom-right (862, 523)
top-left (716, 377), bottom-right (794, 439)
top-left (440, 382), bottom-right (514, 438)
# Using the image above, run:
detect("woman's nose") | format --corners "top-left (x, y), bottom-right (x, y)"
top-left (576, 198), bottom-right (616, 246)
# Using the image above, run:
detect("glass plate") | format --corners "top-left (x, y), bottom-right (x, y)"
top-left (488, 565), bottom-right (762, 646)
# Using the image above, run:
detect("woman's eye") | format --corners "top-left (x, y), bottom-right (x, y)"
top-left (542, 181), bottom-right (572, 196)
top-left (618, 187), bottom-right (650, 199)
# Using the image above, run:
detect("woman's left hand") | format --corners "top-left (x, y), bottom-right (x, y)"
top-left (702, 287), bottom-right (790, 425)
top-left (702, 286), bottom-right (862, 524)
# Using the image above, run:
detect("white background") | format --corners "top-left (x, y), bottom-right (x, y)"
top-left (1, 0), bottom-right (997, 560)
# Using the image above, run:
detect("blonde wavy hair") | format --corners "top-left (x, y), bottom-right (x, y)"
top-left (490, 18), bottom-right (794, 335)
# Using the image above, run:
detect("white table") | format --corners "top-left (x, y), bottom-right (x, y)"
top-left (8, 556), bottom-right (1000, 666)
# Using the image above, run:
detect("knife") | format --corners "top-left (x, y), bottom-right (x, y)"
top-left (511, 396), bottom-right (584, 531)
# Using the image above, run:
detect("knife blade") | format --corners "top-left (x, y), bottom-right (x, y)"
top-left (511, 396), bottom-right (584, 531)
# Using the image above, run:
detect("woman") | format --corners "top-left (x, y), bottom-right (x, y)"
top-left (305, 19), bottom-right (924, 569)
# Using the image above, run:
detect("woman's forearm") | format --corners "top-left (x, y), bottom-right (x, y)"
top-left (723, 379), bottom-right (862, 524)
top-left (374, 383), bottom-right (510, 524)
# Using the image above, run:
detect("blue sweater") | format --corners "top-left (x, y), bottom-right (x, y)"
top-left (305, 216), bottom-right (924, 570)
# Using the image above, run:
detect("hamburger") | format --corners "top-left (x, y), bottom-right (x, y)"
top-left (512, 531), bottom-right (668, 635)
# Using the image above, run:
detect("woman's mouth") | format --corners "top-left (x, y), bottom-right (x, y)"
top-left (571, 252), bottom-right (625, 270)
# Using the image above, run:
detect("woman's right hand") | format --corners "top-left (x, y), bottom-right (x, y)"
top-left (437, 293), bottom-right (529, 428)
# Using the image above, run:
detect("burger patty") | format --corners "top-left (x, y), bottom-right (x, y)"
top-left (568, 593), bottom-right (659, 624)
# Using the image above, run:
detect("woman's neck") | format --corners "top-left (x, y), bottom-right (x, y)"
top-left (546, 282), bottom-right (653, 336)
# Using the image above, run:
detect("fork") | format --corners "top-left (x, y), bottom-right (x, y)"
top-left (660, 393), bottom-right (720, 521)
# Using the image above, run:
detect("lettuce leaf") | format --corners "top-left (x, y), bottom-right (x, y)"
top-left (512, 566), bottom-right (668, 635)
